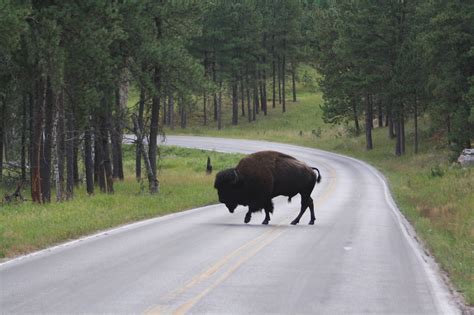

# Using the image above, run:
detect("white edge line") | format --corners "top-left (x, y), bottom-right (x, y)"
top-left (328, 151), bottom-right (461, 315)
top-left (2, 136), bottom-right (463, 314)
top-left (0, 139), bottom-right (245, 269)
top-left (0, 203), bottom-right (220, 268)
top-left (164, 136), bottom-right (462, 314)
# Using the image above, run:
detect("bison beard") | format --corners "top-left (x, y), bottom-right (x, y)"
top-left (214, 151), bottom-right (321, 225)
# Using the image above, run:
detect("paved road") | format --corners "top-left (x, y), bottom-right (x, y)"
top-left (0, 136), bottom-right (459, 314)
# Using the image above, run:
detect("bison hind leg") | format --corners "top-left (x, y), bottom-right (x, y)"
top-left (291, 194), bottom-right (314, 225)
top-left (308, 197), bottom-right (315, 225)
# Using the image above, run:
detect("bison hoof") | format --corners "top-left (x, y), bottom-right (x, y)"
top-left (244, 215), bottom-right (251, 224)
top-left (291, 220), bottom-right (299, 225)
top-left (309, 220), bottom-right (315, 225)
top-left (262, 220), bottom-right (269, 225)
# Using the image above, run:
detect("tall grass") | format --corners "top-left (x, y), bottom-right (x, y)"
top-left (169, 85), bottom-right (473, 305)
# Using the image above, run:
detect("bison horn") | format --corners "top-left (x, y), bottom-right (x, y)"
top-left (232, 169), bottom-right (239, 184)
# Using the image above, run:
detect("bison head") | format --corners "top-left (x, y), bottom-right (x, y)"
top-left (214, 168), bottom-right (242, 213)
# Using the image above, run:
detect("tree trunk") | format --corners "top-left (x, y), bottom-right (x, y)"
top-left (292, 65), bottom-right (297, 102)
top-left (149, 68), bottom-right (160, 177)
top-left (136, 88), bottom-right (145, 181)
top-left (259, 72), bottom-right (267, 116)
top-left (246, 80), bottom-right (252, 123)
top-left (31, 78), bottom-right (44, 203)
top-left (414, 97), bottom-right (419, 154)
top-left (272, 53), bottom-right (276, 108)
top-left (169, 94), bottom-right (174, 130)
top-left (365, 94), bottom-right (373, 150)
top-left (232, 81), bottom-right (238, 125)
top-left (65, 100), bottom-right (75, 200)
top-left (84, 123), bottom-right (94, 195)
top-left (111, 88), bottom-right (124, 180)
top-left (255, 72), bottom-right (260, 115)
top-left (282, 54), bottom-right (286, 113)
top-left (377, 101), bottom-right (383, 128)
top-left (72, 146), bottom-right (79, 186)
top-left (111, 89), bottom-right (120, 179)
top-left (180, 97), bottom-right (187, 129)
top-left (254, 73), bottom-right (260, 116)
top-left (261, 34), bottom-right (267, 114)
top-left (0, 98), bottom-right (4, 183)
top-left (70, 99), bottom-right (79, 187)
top-left (212, 60), bottom-right (217, 121)
top-left (163, 95), bottom-right (167, 126)
top-left (277, 55), bottom-right (281, 104)
top-left (102, 113), bottom-right (114, 193)
top-left (28, 92), bottom-right (33, 183)
top-left (94, 123), bottom-right (103, 190)
top-left (21, 94), bottom-right (27, 181)
top-left (252, 85), bottom-right (257, 121)
top-left (133, 116), bottom-right (159, 194)
top-left (388, 110), bottom-right (395, 139)
top-left (401, 115), bottom-right (406, 155)
top-left (55, 89), bottom-right (66, 201)
top-left (203, 91), bottom-right (207, 125)
top-left (240, 77), bottom-right (245, 117)
top-left (395, 117), bottom-right (402, 156)
top-left (352, 98), bottom-right (360, 134)
top-left (203, 51), bottom-right (209, 125)
top-left (217, 82), bottom-right (222, 130)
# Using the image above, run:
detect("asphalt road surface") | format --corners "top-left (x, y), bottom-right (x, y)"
top-left (0, 136), bottom-right (460, 314)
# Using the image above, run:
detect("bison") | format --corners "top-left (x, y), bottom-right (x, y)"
top-left (214, 150), bottom-right (321, 225)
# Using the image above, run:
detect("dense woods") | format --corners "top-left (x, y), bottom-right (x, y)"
top-left (0, 0), bottom-right (472, 202)
top-left (313, 1), bottom-right (473, 155)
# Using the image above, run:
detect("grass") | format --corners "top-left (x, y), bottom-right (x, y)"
top-left (167, 82), bottom-right (473, 305)
top-left (0, 146), bottom-right (243, 259)
top-left (0, 68), bottom-right (471, 305)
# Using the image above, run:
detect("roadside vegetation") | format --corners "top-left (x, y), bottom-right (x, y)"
top-left (0, 0), bottom-right (472, 306)
top-left (168, 78), bottom-right (474, 305)
top-left (0, 146), bottom-right (242, 259)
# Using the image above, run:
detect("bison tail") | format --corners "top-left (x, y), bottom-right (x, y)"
top-left (312, 167), bottom-right (322, 183)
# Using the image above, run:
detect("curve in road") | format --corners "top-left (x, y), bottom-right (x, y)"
top-left (0, 136), bottom-right (460, 314)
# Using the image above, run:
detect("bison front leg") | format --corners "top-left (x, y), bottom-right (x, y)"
top-left (244, 204), bottom-right (256, 223)
top-left (244, 203), bottom-right (263, 224)
top-left (244, 210), bottom-right (252, 224)
top-left (262, 201), bottom-right (274, 225)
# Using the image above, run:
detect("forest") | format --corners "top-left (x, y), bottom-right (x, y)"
top-left (0, 0), bottom-right (473, 202)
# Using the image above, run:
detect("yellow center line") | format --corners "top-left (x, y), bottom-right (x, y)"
top-left (173, 228), bottom-right (285, 315)
top-left (314, 160), bottom-right (337, 206)
top-left (162, 224), bottom-right (282, 301)
top-left (145, 161), bottom-right (338, 315)
top-left (144, 221), bottom-right (286, 315)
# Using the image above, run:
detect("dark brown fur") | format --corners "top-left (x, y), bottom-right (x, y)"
top-left (214, 151), bottom-right (321, 225)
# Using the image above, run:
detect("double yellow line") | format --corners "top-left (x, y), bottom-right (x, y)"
top-left (145, 222), bottom-right (286, 315)
top-left (146, 161), bottom-right (337, 315)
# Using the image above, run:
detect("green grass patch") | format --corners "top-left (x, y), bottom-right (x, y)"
top-left (0, 146), bottom-right (243, 259)
top-left (168, 90), bottom-right (474, 305)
